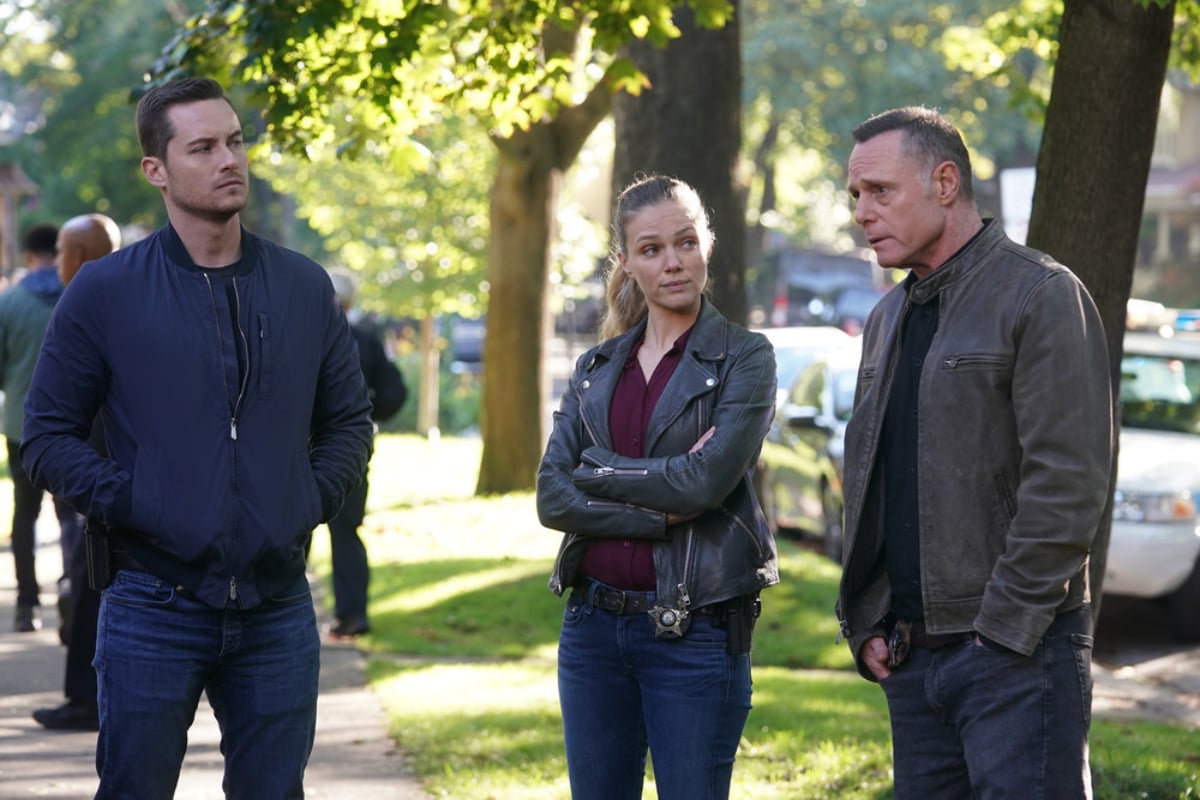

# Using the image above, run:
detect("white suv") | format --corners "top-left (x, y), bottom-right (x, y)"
top-left (1107, 331), bottom-right (1200, 640)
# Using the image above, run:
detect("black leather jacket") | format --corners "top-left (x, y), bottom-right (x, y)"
top-left (537, 299), bottom-right (780, 624)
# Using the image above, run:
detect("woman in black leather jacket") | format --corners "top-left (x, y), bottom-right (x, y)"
top-left (536, 175), bottom-right (778, 800)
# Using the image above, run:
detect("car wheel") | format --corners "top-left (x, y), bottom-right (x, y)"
top-left (821, 482), bottom-right (844, 564)
top-left (1166, 556), bottom-right (1200, 641)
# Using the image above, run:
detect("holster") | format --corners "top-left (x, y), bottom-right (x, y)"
top-left (84, 520), bottom-right (112, 591)
top-left (719, 593), bottom-right (762, 656)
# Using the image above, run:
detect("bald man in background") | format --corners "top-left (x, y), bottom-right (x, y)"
top-left (31, 213), bottom-right (121, 731)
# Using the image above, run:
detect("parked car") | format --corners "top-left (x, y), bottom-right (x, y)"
top-left (758, 325), bottom-right (856, 410)
top-left (763, 247), bottom-right (885, 328)
top-left (756, 332), bottom-right (861, 560)
top-left (1108, 330), bottom-right (1200, 640)
top-left (822, 285), bottom-right (889, 335)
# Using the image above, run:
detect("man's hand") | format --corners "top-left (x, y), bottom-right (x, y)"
top-left (861, 636), bottom-right (891, 681)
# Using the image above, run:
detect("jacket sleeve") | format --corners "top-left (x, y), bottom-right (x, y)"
top-left (21, 275), bottom-right (131, 525)
top-left (571, 333), bottom-right (776, 517)
top-left (309, 300), bottom-right (375, 523)
top-left (358, 327), bottom-right (407, 422)
top-left (536, 351), bottom-right (673, 540)
top-left (974, 270), bottom-right (1114, 654)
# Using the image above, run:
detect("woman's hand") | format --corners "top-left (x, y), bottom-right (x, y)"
top-left (690, 426), bottom-right (716, 453)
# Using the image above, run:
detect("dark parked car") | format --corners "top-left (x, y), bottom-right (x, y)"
top-left (756, 336), bottom-right (860, 560)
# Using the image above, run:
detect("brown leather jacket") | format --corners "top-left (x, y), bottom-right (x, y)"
top-left (836, 221), bottom-right (1113, 679)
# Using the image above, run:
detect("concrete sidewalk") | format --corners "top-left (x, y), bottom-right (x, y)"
top-left (0, 516), bottom-right (431, 799)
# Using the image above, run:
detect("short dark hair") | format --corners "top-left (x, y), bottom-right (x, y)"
top-left (23, 223), bottom-right (59, 257)
top-left (851, 106), bottom-right (975, 202)
top-left (136, 77), bottom-right (235, 160)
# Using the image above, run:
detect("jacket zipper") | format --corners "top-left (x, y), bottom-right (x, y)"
top-left (203, 274), bottom-right (250, 607)
top-left (203, 274), bottom-right (251, 440)
top-left (229, 280), bottom-right (251, 439)
top-left (673, 401), bottom-right (707, 614)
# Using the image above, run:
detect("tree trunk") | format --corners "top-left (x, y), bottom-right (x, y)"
top-left (477, 126), bottom-right (557, 495)
top-left (475, 80), bottom-right (614, 495)
top-left (1027, 0), bottom-right (1175, 613)
top-left (612, 3), bottom-right (747, 325)
top-left (1029, 0), bottom-right (1174, 366)
top-left (417, 315), bottom-right (440, 437)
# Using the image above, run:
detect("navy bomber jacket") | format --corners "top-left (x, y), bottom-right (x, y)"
top-left (21, 224), bottom-right (374, 609)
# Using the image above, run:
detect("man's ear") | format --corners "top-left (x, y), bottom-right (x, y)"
top-left (141, 156), bottom-right (166, 189)
top-left (933, 161), bottom-right (961, 205)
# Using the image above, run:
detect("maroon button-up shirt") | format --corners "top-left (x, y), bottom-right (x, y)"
top-left (578, 327), bottom-right (693, 590)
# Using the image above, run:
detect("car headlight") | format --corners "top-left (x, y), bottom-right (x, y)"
top-left (1112, 489), bottom-right (1197, 522)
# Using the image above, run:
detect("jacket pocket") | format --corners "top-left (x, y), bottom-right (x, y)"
top-left (128, 446), bottom-right (164, 544)
top-left (938, 352), bottom-right (1010, 371)
top-left (285, 449), bottom-right (324, 536)
top-left (255, 312), bottom-right (274, 399)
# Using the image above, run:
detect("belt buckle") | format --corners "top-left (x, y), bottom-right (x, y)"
top-left (614, 589), bottom-right (626, 614)
top-left (887, 619), bottom-right (911, 668)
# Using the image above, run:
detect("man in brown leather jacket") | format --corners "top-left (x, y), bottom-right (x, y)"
top-left (837, 106), bottom-right (1113, 799)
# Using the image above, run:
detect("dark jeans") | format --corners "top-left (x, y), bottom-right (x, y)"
top-left (880, 606), bottom-right (1094, 799)
top-left (557, 581), bottom-right (752, 800)
top-left (327, 470), bottom-right (369, 621)
top-left (7, 438), bottom-right (84, 607)
top-left (94, 569), bottom-right (319, 799)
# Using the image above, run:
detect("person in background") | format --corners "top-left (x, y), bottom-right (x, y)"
top-left (536, 174), bottom-right (779, 800)
top-left (21, 77), bottom-right (373, 797)
top-left (837, 106), bottom-right (1113, 798)
top-left (321, 266), bottom-right (407, 639)
top-left (1, 222), bottom-right (86, 634)
top-left (30, 213), bottom-right (122, 731)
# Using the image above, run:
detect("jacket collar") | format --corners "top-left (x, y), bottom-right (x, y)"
top-left (579, 297), bottom-right (728, 451)
top-left (160, 223), bottom-right (258, 277)
top-left (591, 296), bottom-right (728, 369)
top-left (905, 218), bottom-right (1003, 306)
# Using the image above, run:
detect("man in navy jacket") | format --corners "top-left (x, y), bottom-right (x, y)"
top-left (21, 77), bottom-right (373, 799)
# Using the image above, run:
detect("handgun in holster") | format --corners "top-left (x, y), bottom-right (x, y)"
top-left (84, 520), bottom-right (113, 591)
top-left (724, 593), bottom-right (763, 655)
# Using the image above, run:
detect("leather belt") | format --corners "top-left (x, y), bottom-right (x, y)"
top-left (590, 584), bottom-right (654, 615)
top-left (584, 581), bottom-right (724, 617)
top-left (905, 619), bottom-right (972, 651)
top-left (111, 549), bottom-right (149, 573)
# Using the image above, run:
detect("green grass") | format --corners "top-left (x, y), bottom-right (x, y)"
top-left (305, 433), bottom-right (1200, 798)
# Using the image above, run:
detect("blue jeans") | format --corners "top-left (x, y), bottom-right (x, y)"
top-left (94, 569), bottom-right (320, 800)
top-left (880, 606), bottom-right (1094, 799)
top-left (557, 581), bottom-right (752, 800)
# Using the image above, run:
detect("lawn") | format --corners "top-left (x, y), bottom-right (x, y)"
top-left (300, 433), bottom-right (1200, 798)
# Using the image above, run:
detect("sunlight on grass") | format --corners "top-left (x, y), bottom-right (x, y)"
top-left (369, 659), bottom-right (896, 800)
top-left (327, 434), bottom-right (1200, 799)
top-left (363, 493), bottom-right (555, 562)
top-left (372, 560), bottom-right (549, 614)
